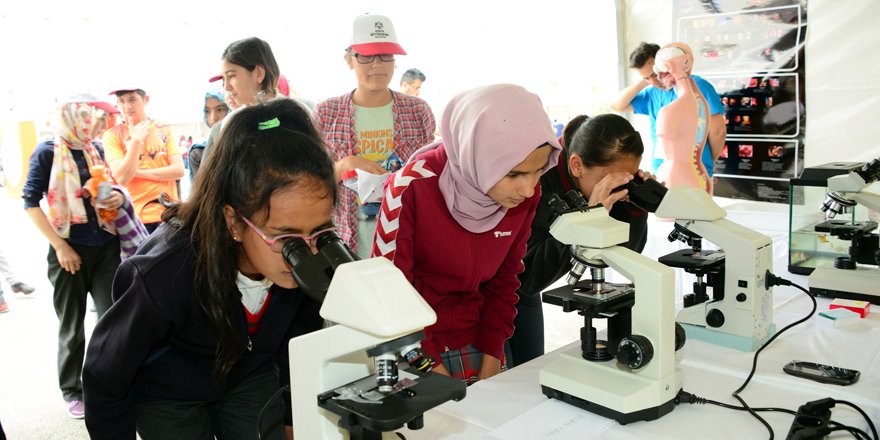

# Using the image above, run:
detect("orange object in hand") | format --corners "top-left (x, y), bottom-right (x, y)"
top-left (84, 165), bottom-right (118, 223)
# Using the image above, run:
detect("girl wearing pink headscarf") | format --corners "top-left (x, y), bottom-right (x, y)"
top-left (372, 84), bottom-right (562, 383)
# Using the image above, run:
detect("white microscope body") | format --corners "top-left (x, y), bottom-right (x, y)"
top-left (809, 161), bottom-right (880, 304)
top-left (538, 201), bottom-right (682, 423)
top-left (655, 186), bottom-right (775, 351)
top-left (289, 258), bottom-right (460, 440)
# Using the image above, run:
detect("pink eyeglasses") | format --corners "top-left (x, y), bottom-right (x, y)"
top-left (236, 211), bottom-right (335, 253)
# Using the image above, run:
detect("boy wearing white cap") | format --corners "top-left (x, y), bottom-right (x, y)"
top-left (313, 13), bottom-right (436, 257)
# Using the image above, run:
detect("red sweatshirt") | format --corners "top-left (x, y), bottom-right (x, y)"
top-left (373, 146), bottom-right (539, 364)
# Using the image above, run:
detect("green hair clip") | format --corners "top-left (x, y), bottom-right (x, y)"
top-left (258, 117), bottom-right (281, 130)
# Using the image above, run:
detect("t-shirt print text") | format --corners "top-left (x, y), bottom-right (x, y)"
top-left (494, 230), bottom-right (512, 238)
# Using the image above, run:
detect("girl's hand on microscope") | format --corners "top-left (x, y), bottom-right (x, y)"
top-left (589, 172), bottom-right (634, 212)
top-left (636, 169), bottom-right (662, 185)
top-left (478, 354), bottom-right (502, 381)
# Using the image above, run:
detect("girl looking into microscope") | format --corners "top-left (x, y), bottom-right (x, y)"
top-left (372, 84), bottom-right (562, 384)
top-left (510, 113), bottom-right (655, 367)
top-left (83, 99), bottom-right (332, 440)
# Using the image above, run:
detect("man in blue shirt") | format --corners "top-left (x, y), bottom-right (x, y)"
top-left (611, 42), bottom-right (726, 176)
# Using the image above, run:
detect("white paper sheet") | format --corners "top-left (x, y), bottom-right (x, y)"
top-left (342, 170), bottom-right (389, 204)
top-left (488, 399), bottom-right (617, 440)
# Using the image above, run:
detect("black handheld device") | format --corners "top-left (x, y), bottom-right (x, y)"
top-left (782, 360), bottom-right (860, 386)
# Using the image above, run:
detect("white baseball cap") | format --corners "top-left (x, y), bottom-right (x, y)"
top-left (349, 14), bottom-right (406, 56)
top-left (65, 93), bottom-right (120, 114)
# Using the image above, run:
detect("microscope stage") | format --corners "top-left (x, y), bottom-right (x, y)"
top-left (543, 283), bottom-right (635, 314)
top-left (658, 249), bottom-right (725, 270)
top-left (318, 369), bottom-right (466, 433)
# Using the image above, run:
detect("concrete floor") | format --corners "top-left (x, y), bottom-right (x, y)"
top-left (0, 190), bottom-right (95, 439)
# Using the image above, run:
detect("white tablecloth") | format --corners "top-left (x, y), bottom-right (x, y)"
top-left (402, 207), bottom-right (880, 440)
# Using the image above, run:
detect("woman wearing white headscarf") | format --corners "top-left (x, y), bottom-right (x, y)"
top-left (372, 84), bottom-right (561, 383)
top-left (22, 95), bottom-right (147, 418)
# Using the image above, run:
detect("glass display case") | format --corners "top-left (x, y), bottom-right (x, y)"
top-left (788, 162), bottom-right (874, 275)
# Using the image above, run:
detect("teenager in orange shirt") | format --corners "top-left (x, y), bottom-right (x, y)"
top-left (103, 88), bottom-right (185, 232)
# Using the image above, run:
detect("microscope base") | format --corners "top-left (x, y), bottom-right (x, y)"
top-left (541, 385), bottom-right (676, 425)
top-left (809, 265), bottom-right (880, 305)
top-left (678, 322), bottom-right (776, 352)
top-left (539, 347), bottom-right (681, 425)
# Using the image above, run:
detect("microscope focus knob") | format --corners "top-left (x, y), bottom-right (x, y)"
top-left (616, 335), bottom-right (654, 369)
top-left (706, 309), bottom-right (725, 328)
top-left (834, 257), bottom-right (856, 270)
top-left (674, 322), bottom-right (687, 351)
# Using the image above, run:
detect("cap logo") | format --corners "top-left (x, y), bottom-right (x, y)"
top-left (371, 21), bottom-right (389, 40)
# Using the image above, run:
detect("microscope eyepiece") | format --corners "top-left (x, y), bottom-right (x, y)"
top-left (282, 230), bottom-right (358, 302)
top-left (282, 237), bottom-right (313, 267)
top-left (563, 190), bottom-right (589, 210)
top-left (314, 230), bottom-right (359, 266)
top-left (857, 158), bottom-right (880, 184)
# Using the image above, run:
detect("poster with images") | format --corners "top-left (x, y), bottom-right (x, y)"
top-left (674, 0), bottom-right (807, 203)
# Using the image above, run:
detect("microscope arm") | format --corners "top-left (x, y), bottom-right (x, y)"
top-left (849, 192), bottom-right (880, 215)
top-left (576, 245), bottom-right (677, 379)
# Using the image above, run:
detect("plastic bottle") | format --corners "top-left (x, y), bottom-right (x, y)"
top-left (85, 165), bottom-right (117, 223)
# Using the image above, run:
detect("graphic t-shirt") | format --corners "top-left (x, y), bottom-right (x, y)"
top-left (354, 103), bottom-right (394, 216)
top-left (102, 122), bottom-right (180, 224)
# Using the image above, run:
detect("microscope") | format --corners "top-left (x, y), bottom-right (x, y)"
top-left (809, 158), bottom-right (880, 304)
top-left (624, 177), bottom-right (776, 352)
top-left (538, 191), bottom-right (683, 424)
top-left (286, 233), bottom-right (466, 440)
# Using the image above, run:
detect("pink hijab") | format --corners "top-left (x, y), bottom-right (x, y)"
top-left (412, 84), bottom-right (562, 233)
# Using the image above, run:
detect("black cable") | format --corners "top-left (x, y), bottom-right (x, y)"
top-left (827, 426), bottom-right (872, 440)
top-left (830, 422), bottom-right (872, 440)
top-left (256, 385), bottom-right (290, 440)
top-left (678, 390), bottom-right (872, 439)
top-left (833, 399), bottom-right (879, 440)
top-left (723, 274), bottom-right (816, 439)
top-left (679, 273), bottom-right (878, 440)
top-left (677, 390), bottom-right (798, 415)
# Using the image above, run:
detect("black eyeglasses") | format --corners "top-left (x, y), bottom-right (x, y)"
top-left (353, 53), bottom-right (395, 64)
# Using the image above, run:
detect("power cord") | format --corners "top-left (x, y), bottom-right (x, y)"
top-left (256, 385), bottom-right (290, 440)
top-left (674, 272), bottom-right (878, 440)
top-left (724, 272), bottom-right (817, 439)
top-left (676, 391), bottom-right (876, 439)
top-left (833, 399), bottom-right (878, 440)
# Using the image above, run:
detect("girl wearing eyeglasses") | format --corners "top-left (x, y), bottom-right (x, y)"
top-left (313, 14), bottom-right (436, 259)
top-left (372, 84), bottom-right (562, 384)
top-left (83, 99), bottom-right (334, 440)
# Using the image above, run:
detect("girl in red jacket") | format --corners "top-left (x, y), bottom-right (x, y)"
top-left (372, 84), bottom-right (562, 384)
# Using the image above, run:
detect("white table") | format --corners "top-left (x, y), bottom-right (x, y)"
top-left (402, 207), bottom-right (880, 439)
top-left (403, 289), bottom-right (879, 439)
